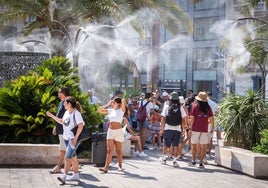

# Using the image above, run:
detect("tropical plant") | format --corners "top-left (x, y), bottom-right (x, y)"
top-left (0, 56), bottom-right (103, 143)
top-left (216, 90), bottom-right (268, 150)
top-left (253, 129), bottom-right (268, 155)
top-left (0, 0), bottom-right (192, 56)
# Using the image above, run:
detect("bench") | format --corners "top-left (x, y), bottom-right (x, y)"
top-left (0, 143), bottom-right (58, 167)
top-left (215, 146), bottom-right (268, 178)
top-left (112, 139), bottom-right (131, 157)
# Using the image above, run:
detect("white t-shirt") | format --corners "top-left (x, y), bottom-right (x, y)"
top-left (107, 108), bottom-right (124, 123)
top-left (161, 105), bottom-right (186, 131)
top-left (62, 109), bottom-right (85, 140)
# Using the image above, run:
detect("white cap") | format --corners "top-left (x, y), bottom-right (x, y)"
top-left (179, 96), bottom-right (185, 104)
top-left (162, 91), bottom-right (169, 97)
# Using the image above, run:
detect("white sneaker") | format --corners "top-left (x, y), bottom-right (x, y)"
top-left (118, 167), bottom-right (124, 172)
top-left (57, 175), bottom-right (66, 184)
top-left (138, 151), bottom-right (148, 157)
top-left (133, 151), bottom-right (139, 156)
top-left (160, 156), bottom-right (167, 165)
top-left (66, 173), bottom-right (80, 181)
top-left (173, 159), bottom-right (179, 167)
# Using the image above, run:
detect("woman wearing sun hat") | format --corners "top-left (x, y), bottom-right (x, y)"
top-left (188, 91), bottom-right (214, 169)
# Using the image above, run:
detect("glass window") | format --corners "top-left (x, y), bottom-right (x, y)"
top-left (194, 17), bottom-right (218, 41)
top-left (164, 49), bottom-right (187, 79)
top-left (194, 0), bottom-right (219, 10)
top-left (176, 0), bottom-right (188, 11)
top-left (233, 0), bottom-right (242, 5)
top-left (193, 48), bottom-right (218, 70)
top-left (166, 49), bottom-right (186, 70)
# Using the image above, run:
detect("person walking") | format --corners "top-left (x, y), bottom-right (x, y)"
top-left (97, 97), bottom-right (126, 173)
top-left (188, 92), bottom-right (214, 169)
top-left (160, 91), bottom-right (187, 166)
top-left (46, 96), bottom-right (85, 184)
top-left (49, 87), bottom-right (69, 174)
top-left (88, 89), bottom-right (102, 105)
top-left (137, 92), bottom-right (154, 150)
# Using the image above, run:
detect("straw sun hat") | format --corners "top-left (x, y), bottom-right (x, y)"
top-left (195, 92), bottom-right (208, 102)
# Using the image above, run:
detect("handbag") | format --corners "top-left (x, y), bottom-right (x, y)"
top-left (71, 112), bottom-right (91, 142)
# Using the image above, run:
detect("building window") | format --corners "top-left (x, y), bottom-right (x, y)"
top-left (193, 48), bottom-right (218, 70)
top-left (164, 49), bottom-right (187, 79)
top-left (233, 0), bottom-right (242, 5)
top-left (176, 0), bottom-right (188, 11)
top-left (194, 17), bottom-right (218, 41)
top-left (194, 0), bottom-right (219, 10)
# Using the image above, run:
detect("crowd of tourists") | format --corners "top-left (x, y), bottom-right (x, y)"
top-left (47, 87), bottom-right (222, 184)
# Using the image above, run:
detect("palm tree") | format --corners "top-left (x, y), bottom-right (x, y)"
top-left (233, 0), bottom-right (268, 99)
top-left (0, 0), bottom-right (192, 57)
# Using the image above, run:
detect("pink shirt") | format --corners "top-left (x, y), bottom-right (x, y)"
top-left (191, 104), bottom-right (213, 132)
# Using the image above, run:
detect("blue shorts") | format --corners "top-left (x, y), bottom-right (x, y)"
top-left (163, 130), bottom-right (181, 147)
top-left (64, 139), bottom-right (81, 159)
top-left (138, 119), bottom-right (151, 129)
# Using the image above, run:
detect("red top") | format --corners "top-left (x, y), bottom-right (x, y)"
top-left (191, 104), bottom-right (213, 132)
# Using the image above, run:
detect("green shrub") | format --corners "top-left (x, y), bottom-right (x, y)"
top-left (216, 90), bottom-right (268, 150)
top-left (253, 129), bottom-right (268, 155)
top-left (0, 56), bottom-right (103, 143)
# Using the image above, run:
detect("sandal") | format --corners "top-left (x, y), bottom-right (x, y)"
top-left (99, 167), bottom-right (108, 173)
top-left (49, 165), bottom-right (61, 174)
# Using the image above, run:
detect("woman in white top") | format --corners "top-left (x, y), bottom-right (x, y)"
top-left (97, 97), bottom-right (126, 173)
top-left (46, 96), bottom-right (84, 184)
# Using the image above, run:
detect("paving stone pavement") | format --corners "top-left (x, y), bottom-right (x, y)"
top-left (1, 142), bottom-right (268, 188)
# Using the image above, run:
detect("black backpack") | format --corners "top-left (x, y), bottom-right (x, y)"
top-left (166, 104), bottom-right (182, 126)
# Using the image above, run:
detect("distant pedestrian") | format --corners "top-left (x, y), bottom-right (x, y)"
top-left (185, 89), bottom-right (195, 113)
top-left (137, 92), bottom-right (154, 150)
top-left (206, 91), bottom-right (218, 157)
top-left (88, 89), bottom-right (102, 105)
top-left (150, 105), bottom-right (162, 150)
top-left (115, 89), bottom-right (123, 98)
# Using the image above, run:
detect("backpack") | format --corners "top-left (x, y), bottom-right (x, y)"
top-left (136, 100), bottom-right (150, 122)
top-left (166, 105), bottom-right (182, 126)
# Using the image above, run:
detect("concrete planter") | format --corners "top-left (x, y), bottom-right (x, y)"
top-left (0, 143), bottom-right (59, 167)
top-left (215, 146), bottom-right (268, 179)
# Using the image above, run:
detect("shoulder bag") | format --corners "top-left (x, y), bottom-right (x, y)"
top-left (71, 112), bottom-right (91, 142)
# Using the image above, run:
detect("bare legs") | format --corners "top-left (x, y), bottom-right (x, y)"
top-left (102, 139), bottom-right (123, 171)
top-left (71, 156), bottom-right (79, 173)
top-left (151, 133), bottom-right (162, 149)
top-left (191, 143), bottom-right (206, 164)
top-left (139, 127), bottom-right (148, 149)
top-left (128, 135), bottom-right (142, 152)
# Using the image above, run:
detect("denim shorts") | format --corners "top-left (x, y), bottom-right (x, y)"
top-left (138, 119), bottom-right (151, 129)
top-left (64, 139), bottom-right (81, 159)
